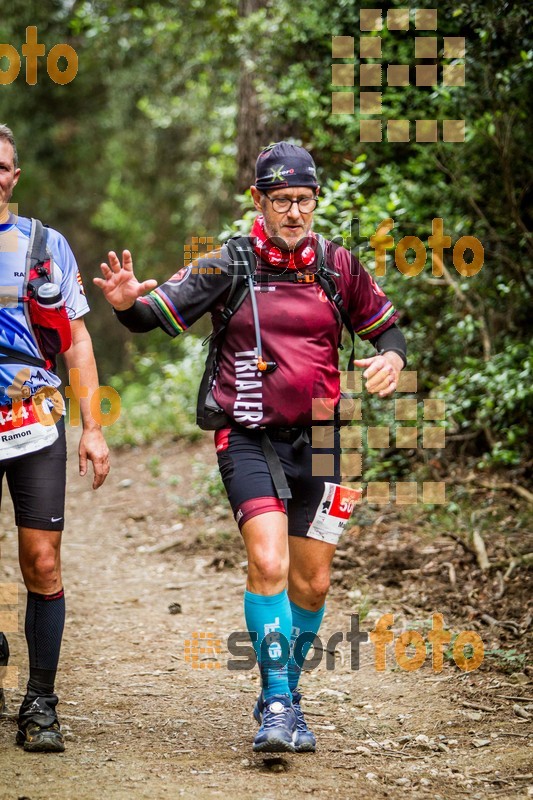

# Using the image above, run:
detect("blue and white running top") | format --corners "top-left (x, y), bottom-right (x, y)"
top-left (0, 213), bottom-right (89, 403)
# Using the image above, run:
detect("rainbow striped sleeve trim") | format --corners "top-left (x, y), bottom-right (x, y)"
top-left (148, 288), bottom-right (188, 334)
top-left (355, 301), bottom-right (397, 338)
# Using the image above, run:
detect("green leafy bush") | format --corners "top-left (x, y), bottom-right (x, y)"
top-left (105, 335), bottom-right (206, 447)
top-left (438, 344), bottom-right (532, 466)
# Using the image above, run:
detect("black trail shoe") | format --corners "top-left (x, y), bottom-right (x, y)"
top-left (17, 692), bottom-right (65, 753)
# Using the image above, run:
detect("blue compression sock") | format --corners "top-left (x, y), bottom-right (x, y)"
top-left (288, 601), bottom-right (325, 694)
top-left (244, 589), bottom-right (292, 700)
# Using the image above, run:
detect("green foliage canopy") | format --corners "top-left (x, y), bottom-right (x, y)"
top-left (0, 0), bottom-right (530, 468)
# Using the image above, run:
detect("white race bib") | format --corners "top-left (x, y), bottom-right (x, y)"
top-left (0, 399), bottom-right (59, 459)
top-left (307, 482), bottom-right (362, 545)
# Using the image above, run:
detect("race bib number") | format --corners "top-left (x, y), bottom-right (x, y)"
top-left (0, 399), bottom-right (59, 460)
top-left (307, 482), bottom-right (362, 546)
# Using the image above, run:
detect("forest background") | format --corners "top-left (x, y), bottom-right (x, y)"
top-left (0, 0), bottom-right (531, 482)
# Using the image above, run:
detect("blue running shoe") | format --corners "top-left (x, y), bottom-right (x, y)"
top-left (291, 690), bottom-right (316, 752)
top-left (252, 694), bottom-right (296, 753)
top-left (254, 691), bottom-right (316, 753)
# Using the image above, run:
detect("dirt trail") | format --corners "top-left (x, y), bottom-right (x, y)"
top-left (0, 434), bottom-right (531, 800)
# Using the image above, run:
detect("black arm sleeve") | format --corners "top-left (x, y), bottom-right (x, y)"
top-left (369, 323), bottom-right (407, 367)
top-left (113, 301), bottom-right (161, 333)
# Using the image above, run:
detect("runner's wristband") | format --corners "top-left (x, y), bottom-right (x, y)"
top-left (369, 324), bottom-right (407, 367)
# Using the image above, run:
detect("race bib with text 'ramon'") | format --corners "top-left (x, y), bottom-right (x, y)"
top-left (0, 397), bottom-right (59, 459)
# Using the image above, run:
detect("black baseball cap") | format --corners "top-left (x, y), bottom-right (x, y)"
top-left (255, 142), bottom-right (319, 191)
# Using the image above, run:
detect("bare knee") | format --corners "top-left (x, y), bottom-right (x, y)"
top-left (305, 573), bottom-right (330, 609)
top-left (247, 552), bottom-right (289, 594)
top-left (20, 550), bottom-right (61, 594)
top-left (290, 570), bottom-right (330, 610)
top-left (242, 511), bottom-right (289, 595)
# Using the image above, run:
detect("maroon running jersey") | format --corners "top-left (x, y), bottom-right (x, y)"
top-left (143, 238), bottom-right (399, 427)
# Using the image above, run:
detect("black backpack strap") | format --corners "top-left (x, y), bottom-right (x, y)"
top-left (206, 236), bottom-right (256, 342)
top-left (28, 218), bottom-right (48, 271)
top-left (0, 344), bottom-right (46, 368)
top-left (196, 237), bottom-right (255, 428)
top-left (24, 219), bottom-right (49, 365)
top-left (260, 432), bottom-right (292, 500)
top-left (196, 274), bottom-right (249, 413)
top-left (254, 271), bottom-right (316, 284)
top-left (225, 235), bottom-right (257, 278)
top-left (0, 219), bottom-right (48, 370)
top-left (195, 336), bottom-right (220, 428)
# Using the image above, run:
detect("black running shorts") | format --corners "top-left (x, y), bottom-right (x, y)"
top-left (0, 419), bottom-right (67, 531)
top-left (215, 426), bottom-right (341, 537)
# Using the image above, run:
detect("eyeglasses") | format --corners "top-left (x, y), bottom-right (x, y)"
top-left (261, 192), bottom-right (318, 213)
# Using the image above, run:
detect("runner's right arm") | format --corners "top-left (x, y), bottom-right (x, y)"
top-left (113, 301), bottom-right (160, 332)
top-left (94, 250), bottom-right (157, 310)
top-left (95, 247), bottom-right (233, 335)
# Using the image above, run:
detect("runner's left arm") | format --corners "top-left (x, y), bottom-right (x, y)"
top-left (335, 246), bottom-right (406, 397)
top-left (62, 319), bottom-right (110, 489)
top-left (361, 324), bottom-right (407, 395)
top-left (49, 230), bottom-right (110, 489)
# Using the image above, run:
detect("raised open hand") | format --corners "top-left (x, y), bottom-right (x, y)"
top-left (94, 250), bottom-right (157, 311)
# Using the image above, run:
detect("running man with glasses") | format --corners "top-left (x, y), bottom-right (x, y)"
top-left (95, 141), bottom-right (406, 753)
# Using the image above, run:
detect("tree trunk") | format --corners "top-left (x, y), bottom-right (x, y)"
top-left (236, 0), bottom-right (268, 193)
